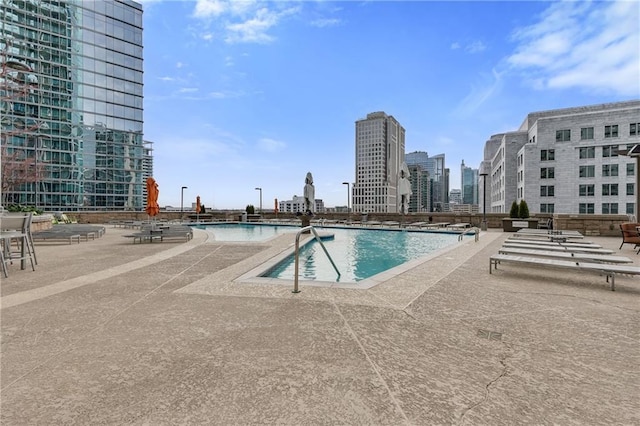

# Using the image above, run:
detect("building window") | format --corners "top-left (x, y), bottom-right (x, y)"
top-left (630, 123), bottom-right (639, 136)
top-left (602, 183), bottom-right (618, 196)
top-left (541, 149), bottom-right (555, 161)
top-left (540, 167), bottom-right (555, 179)
top-left (579, 203), bottom-right (595, 214)
top-left (579, 147), bottom-right (595, 159)
top-left (627, 163), bottom-right (635, 176)
top-left (602, 203), bottom-right (618, 214)
top-left (627, 183), bottom-right (635, 196)
top-left (579, 184), bottom-right (595, 196)
top-left (555, 129), bottom-right (571, 142)
top-left (540, 185), bottom-right (555, 197)
top-left (540, 203), bottom-right (555, 213)
top-left (602, 164), bottom-right (618, 177)
top-left (579, 165), bottom-right (595, 178)
top-left (580, 127), bottom-right (594, 140)
top-left (627, 203), bottom-right (635, 214)
top-left (604, 125), bottom-right (619, 138)
top-left (602, 145), bottom-right (619, 157)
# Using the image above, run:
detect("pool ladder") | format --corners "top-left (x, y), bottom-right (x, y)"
top-left (458, 227), bottom-right (480, 242)
top-left (293, 226), bottom-right (340, 293)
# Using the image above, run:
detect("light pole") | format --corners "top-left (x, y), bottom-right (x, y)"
top-left (342, 181), bottom-right (350, 223)
top-left (479, 170), bottom-right (488, 231)
top-left (181, 186), bottom-right (187, 219)
top-left (254, 187), bottom-right (262, 215)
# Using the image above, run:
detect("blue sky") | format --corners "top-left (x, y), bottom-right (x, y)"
top-left (140, 0), bottom-right (640, 210)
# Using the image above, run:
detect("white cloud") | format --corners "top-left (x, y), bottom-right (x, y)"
top-left (310, 18), bottom-right (341, 28)
top-left (455, 68), bottom-right (504, 117)
top-left (465, 40), bottom-right (486, 54)
top-left (193, 0), bottom-right (227, 18)
top-left (450, 42), bottom-right (461, 50)
top-left (176, 62), bottom-right (185, 69)
top-left (507, 0), bottom-right (640, 96)
top-left (257, 137), bottom-right (286, 152)
top-left (191, 1), bottom-right (301, 44)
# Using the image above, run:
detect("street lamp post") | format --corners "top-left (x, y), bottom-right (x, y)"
top-left (254, 187), bottom-right (262, 215)
top-left (342, 181), bottom-right (350, 223)
top-left (181, 186), bottom-right (187, 220)
top-left (479, 171), bottom-right (488, 231)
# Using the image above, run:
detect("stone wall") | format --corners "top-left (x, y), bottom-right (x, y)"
top-left (61, 211), bottom-right (628, 237)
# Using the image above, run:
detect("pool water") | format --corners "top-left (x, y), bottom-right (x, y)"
top-left (200, 223), bottom-right (298, 241)
top-left (262, 227), bottom-right (460, 283)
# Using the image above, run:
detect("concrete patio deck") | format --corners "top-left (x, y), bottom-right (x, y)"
top-left (1, 225), bottom-right (639, 425)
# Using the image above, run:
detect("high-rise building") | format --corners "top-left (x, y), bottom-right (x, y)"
top-left (407, 164), bottom-right (430, 212)
top-left (352, 112), bottom-right (406, 213)
top-left (1, 0), bottom-right (145, 211)
top-left (460, 159), bottom-right (478, 205)
top-left (406, 151), bottom-right (448, 211)
top-left (482, 100), bottom-right (640, 215)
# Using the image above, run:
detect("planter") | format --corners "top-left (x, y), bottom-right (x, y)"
top-left (502, 218), bottom-right (540, 232)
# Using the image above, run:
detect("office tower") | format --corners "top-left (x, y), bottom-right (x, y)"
top-left (352, 112), bottom-right (406, 213)
top-left (482, 100), bottom-right (640, 215)
top-left (460, 159), bottom-right (478, 205)
top-left (407, 164), bottom-right (430, 212)
top-left (406, 151), bottom-right (447, 212)
top-left (1, 0), bottom-right (145, 211)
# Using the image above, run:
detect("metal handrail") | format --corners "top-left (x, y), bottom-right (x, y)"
top-left (293, 225), bottom-right (340, 293)
top-left (458, 227), bottom-right (480, 242)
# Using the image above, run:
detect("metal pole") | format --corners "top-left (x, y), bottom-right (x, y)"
top-left (255, 187), bottom-right (262, 214)
top-left (181, 186), bottom-right (187, 219)
top-left (480, 173), bottom-right (488, 231)
top-left (342, 181), bottom-right (350, 223)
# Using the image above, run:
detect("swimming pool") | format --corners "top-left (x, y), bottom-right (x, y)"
top-left (260, 227), bottom-right (460, 283)
top-left (198, 223), bottom-right (298, 241)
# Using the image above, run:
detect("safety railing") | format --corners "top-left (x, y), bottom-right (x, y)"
top-left (458, 227), bottom-right (480, 242)
top-left (293, 226), bottom-right (340, 293)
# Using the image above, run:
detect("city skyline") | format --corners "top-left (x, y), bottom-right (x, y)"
top-left (141, 0), bottom-right (639, 209)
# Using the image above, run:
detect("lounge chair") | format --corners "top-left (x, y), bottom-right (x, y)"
top-left (498, 247), bottom-right (633, 264)
top-left (618, 223), bottom-right (640, 253)
top-left (537, 218), bottom-right (553, 229)
top-left (489, 253), bottom-right (640, 291)
top-left (501, 242), bottom-right (614, 255)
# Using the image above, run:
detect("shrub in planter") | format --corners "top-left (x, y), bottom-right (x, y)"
top-left (518, 199), bottom-right (530, 219)
top-left (509, 201), bottom-right (519, 218)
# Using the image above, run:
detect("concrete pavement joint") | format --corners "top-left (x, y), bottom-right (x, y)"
top-left (331, 301), bottom-right (411, 424)
top-left (0, 229), bottom-right (209, 310)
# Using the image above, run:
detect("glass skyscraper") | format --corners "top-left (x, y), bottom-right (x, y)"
top-left (1, 0), bottom-right (145, 211)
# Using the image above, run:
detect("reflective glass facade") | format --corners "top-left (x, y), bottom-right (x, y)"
top-left (1, 0), bottom-right (145, 211)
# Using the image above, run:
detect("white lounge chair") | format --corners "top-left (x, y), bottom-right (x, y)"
top-left (501, 242), bottom-right (614, 255)
top-left (498, 247), bottom-right (633, 264)
top-left (489, 254), bottom-right (640, 290)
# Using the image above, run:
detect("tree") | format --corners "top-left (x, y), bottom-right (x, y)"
top-left (518, 199), bottom-right (530, 219)
top-left (246, 204), bottom-right (255, 214)
top-left (1, 146), bottom-right (46, 205)
top-left (509, 201), bottom-right (519, 218)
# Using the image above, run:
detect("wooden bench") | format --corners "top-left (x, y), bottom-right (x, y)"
top-left (489, 253), bottom-right (640, 291)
